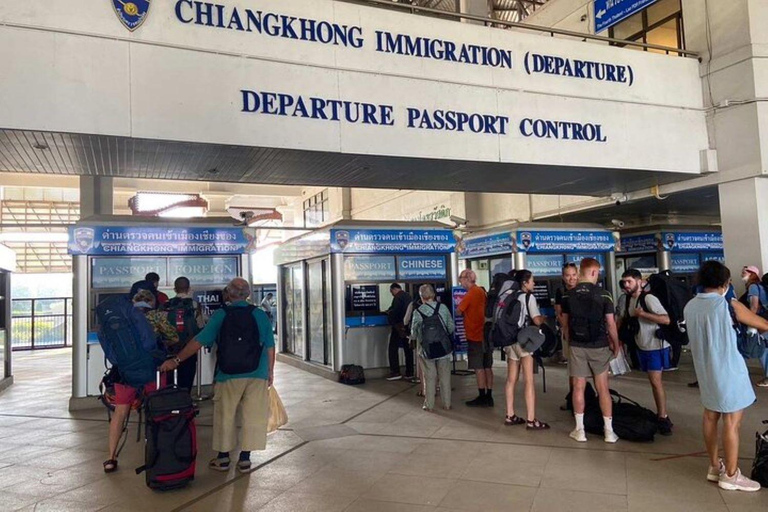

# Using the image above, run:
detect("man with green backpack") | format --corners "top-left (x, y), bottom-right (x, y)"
top-left (164, 277), bottom-right (206, 391)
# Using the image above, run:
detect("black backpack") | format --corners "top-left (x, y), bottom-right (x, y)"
top-left (339, 364), bottom-right (365, 385)
top-left (752, 420), bottom-right (768, 487)
top-left (646, 272), bottom-right (692, 346)
top-left (415, 303), bottom-right (452, 359)
top-left (490, 290), bottom-right (525, 348)
top-left (535, 323), bottom-right (559, 358)
top-left (581, 385), bottom-right (658, 442)
top-left (164, 298), bottom-right (201, 355)
top-left (217, 305), bottom-right (263, 375)
top-left (568, 285), bottom-right (605, 345)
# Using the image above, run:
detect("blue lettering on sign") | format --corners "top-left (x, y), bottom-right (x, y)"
top-left (397, 256), bottom-right (447, 280)
top-left (520, 118), bottom-right (607, 142)
top-left (595, 0), bottom-right (660, 34)
top-left (174, 1), bottom-right (364, 48)
top-left (517, 230), bottom-right (615, 253)
top-left (330, 229), bottom-right (455, 254)
top-left (524, 51), bottom-right (634, 86)
top-left (68, 226), bottom-right (254, 255)
top-left (375, 31), bottom-right (513, 69)
top-left (452, 287), bottom-right (468, 355)
top-left (663, 232), bottom-right (723, 252)
top-left (344, 256), bottom-right (397, 281)
top-left (565, 253), bottom-right (606, 268)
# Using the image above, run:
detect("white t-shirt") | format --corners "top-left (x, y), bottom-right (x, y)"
top-left (628, 293), bottom-right (669, 351)
top-left (517, 292), bottom-right (541, 328)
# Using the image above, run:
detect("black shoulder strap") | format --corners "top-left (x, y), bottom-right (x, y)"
top-left (525, 292), bottom-right (535, 323)
top-left (638, 292), bottom-right (650, 314)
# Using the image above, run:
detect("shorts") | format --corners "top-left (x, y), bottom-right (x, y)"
top-left (504, 344), bottom-right (531, 361)
top-left (467, 340), bottom-right (493, 369)
top-left (637, 347), bottom-right (671, 372)
top-left (113, 375), bottom-right (164, 406)
top-left (569, 346), bottom-right (612, 378)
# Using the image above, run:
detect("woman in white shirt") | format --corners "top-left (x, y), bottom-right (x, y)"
top-left (504, 270), bottom-right (549, 430)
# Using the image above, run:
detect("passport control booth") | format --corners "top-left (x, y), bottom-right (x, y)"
top-left (67, 218), bottom-right (255, 409)
top-left (274, 221), bottom-right (458, 378)
top-left (458, 224), bottom-right (619, 319)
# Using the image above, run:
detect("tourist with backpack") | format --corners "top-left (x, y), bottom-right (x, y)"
top-left (457, 269), bottom-right (493, 407)
top-left (98, 292), bottom-right (174, 474)
top-left (160, 277), bottom-right (275, 473)
top-left (165, 277), bottom-right (206, 391)
top-left (620, 269), bottom-right (674, 435)
top-left (684, 261), bottom-right (768, 492)
top-left (503, 270), bottom-right (550, 430)
top-left (385, 283), bottom-right (414, 381)
top-left (560, 258), bottom-right (620, 443)
top-left (742, 266), bottom-right (768, 387)
top-left (410, 284), bottom-right (455, 411)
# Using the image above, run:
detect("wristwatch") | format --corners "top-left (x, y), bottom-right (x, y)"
top-left (174, 357), bottom-right (182, 366)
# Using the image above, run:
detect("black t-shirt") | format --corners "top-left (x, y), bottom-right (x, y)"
top-left (561, 282), bottom-right (614, 348)
top-left (554, 287), bottom-right (565, 307)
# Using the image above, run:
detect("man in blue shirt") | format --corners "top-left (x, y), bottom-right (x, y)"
top-left (161, 277), bottom-right (275, 473)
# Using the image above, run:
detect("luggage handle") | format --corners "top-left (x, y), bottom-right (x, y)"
top-left (156, 369), bottom-right (178, 389)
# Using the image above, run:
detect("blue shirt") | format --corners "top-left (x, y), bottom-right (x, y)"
top-left (748, 283), bottom-right (768, 313)
top-left (196, 301), bottom-right (275, 382)
top-left (684, 293), bottom-right (755, 413)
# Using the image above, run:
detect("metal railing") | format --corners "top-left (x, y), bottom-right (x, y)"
top-left (11, 297), bottom-right (72, 350)
top-left (342, 0), bottom-right (699, 58)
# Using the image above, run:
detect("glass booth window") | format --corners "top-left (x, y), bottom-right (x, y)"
top-left (608, 0), bottom-right (683, 55)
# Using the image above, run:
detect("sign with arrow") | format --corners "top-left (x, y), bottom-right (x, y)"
top-left (594, 0), bottom-right (660, 33)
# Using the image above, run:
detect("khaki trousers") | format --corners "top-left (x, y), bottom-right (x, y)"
top-left (212, 378), bottom-right (269, 453)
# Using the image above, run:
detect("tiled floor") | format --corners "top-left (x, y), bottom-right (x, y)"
top-left (1, 348), bottom-right (768, 511)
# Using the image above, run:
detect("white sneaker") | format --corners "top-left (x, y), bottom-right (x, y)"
top-left (707, 459), bottom-right (724, 482)
top-left (604, 430), bottom-right (619, 443)
top-left (569, 428), bottom-right (587, 442)
top-left (718, 468), bottom-right (761, 492)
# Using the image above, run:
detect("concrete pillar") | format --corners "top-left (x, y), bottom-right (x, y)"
top-left (719, 178), bottom-right (768, 294)
top-left (79, 176), bottom-right (114, 217)
top-left (459, 0), bottom-right (490, 22)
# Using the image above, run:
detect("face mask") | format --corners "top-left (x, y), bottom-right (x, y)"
top-left (742, 276), bottom-right (750, 283)
top-left (722, 288), bottom-right (729, 297)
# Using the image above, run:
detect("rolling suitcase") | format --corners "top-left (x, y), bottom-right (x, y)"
top-left (136, 370), bottom-right (197, 490)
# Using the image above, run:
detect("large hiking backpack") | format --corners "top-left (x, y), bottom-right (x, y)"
top-left (416, 303), bottom-right (453, 359)
top-left (136, 371), bottom-right (197, 490)
top-left (217, 305), bottom-right (263, 375)
top-left (568, 285), bottom-right (605, 345)
top-left (580, 384), bottom-right (658, 442)
top-left (96, 295), bottom-right (160, 388)
top-left (646, 271), bottom-right (692, 346)
top-left (490, 289), bottom-right (525, 349)
top-left (164, 297), bottom-right (201, 355)
top-left (485, 273), bottom-right (515, 318)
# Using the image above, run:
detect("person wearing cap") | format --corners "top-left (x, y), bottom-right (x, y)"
top-left (503, 269), bottom-right (550, 430)
top-left (742, 265), bottom-right (768, 387)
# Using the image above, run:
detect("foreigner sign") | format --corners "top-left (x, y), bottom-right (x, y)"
top-left (594, 0), bottom-right (660, 34)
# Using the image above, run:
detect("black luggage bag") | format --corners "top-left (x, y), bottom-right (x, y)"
top-left (136, 371), bottom-right (197, 490)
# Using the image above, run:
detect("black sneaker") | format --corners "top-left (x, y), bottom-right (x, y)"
top-left (688, 381), bottom-right (699, 388)
top-left (465, 396), bottom-right (485, 407)
top-left (657, 416), bottom-right (674, 436)
top-left (485, 394), bottom-right (494, 407)
top-left (386, 373), bottom-right (403, 381)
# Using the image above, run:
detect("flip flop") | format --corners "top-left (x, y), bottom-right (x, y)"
top-left (103, 459), bottom-right (118, 473)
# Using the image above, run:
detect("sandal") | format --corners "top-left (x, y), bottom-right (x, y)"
top-left (526, 419), bottom-right (551, 430)
top-left (504, 415), bottom-right (525, 426)
top-left (103, 459), bottom-right (118, 473)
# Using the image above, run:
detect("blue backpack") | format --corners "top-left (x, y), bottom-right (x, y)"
top-left (96, 295), bottom-right (161, 388)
